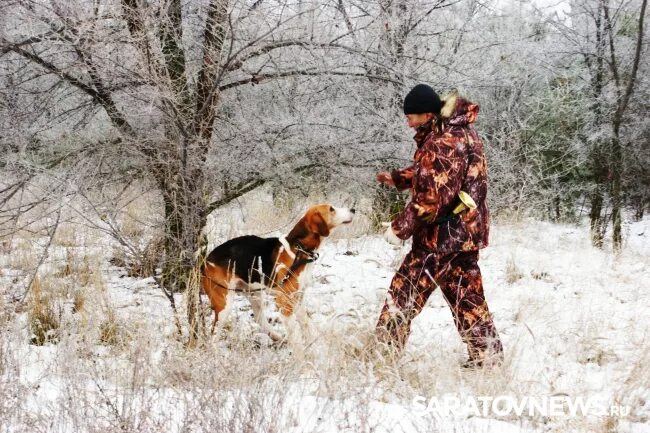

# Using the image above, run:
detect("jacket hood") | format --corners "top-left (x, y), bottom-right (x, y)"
top-left (440, 90), bottom-right (479, 127)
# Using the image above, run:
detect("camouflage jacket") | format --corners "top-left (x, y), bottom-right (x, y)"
top-left (390, 93), bottom-right (490, 254)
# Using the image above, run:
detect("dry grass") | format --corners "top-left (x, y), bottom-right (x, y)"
top-left (6, 276), bottom-right (650, 433)
top-left (55, 249), bottom-right (93, 282)
top-left (72, 288), bottom-right (86, 314)
top-left (7, 238), bottom-right (39, 271)
top-left (121, 200), bottom-right (149, 240)
top-left (98, 312), bottom-right (123, 346)
top-left (109, 235), bottom-right (164, 278)
top-left (0, 238), bottom-right (11, 255)
top-left (0, 296), bottom-right (11, 326)
top-left (53, 222), bottom-right (79, 247)
top-left (0, 194), bottom-right (647, 432)
top-left (27, 276), bottom-right (61, 345)
top-left (505, 255), bottom-right (524, 284)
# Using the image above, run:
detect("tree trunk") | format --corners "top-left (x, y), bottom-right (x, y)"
top-left (158, 169), bottom-right (208, 294)
top-left (611, 127), bottom-right (623, 253)
top-left (589, 134), bottom-right (607, 249)
top-left (587, 1), bottom-right (607, 249)
top-left (186, 265), bottom-right (205, 347)
top-left (590, 186), bottom-right (604, 248)
top-left (634, 200), bottom-right (645, 221)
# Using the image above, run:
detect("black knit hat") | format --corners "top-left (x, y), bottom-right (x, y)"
top-left (403, 84), bottom-right (442, 115)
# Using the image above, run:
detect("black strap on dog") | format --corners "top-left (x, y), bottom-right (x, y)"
top-left (277, 241), bottom-right (318, 287)
top-left (294, 241), bottom-right (319, 264)
top-left (202, 271), bottom-right (267, 293)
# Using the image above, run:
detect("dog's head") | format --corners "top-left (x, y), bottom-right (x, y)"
top-left (303, 204), bottom-right (355, 237)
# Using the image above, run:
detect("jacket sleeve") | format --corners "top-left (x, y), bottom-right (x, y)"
top-left (391, 135), bottom-right (468, 240)
top-left (390, 165), bottom-right (415, 191)
top-left (461, 127), bottom-right (487, 205)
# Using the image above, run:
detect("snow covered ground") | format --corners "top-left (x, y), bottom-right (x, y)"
top-left (0, 212), bottom-right (649, 433)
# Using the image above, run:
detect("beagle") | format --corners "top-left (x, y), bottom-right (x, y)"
top-left (201, 204), bottom-right (355, 342)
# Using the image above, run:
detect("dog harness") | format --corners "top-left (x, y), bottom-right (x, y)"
top-left (276, 236), bottom-right (319, 286)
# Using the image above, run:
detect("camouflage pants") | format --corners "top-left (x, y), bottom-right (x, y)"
top-left (376, 249), bottom-right (503, 361)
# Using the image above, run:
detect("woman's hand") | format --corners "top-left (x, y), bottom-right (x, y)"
top-left (376, 172), bottom-right (394, 186)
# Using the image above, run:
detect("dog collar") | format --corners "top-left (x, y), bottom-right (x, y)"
top-left (295, 242), bottom-right (319, 263)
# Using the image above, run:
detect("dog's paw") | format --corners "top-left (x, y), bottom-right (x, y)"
top-left (269, 330), bottom-right (286, 342)
top-left (270, 337), bottom-right (288, 349)
top-left (252, 332), bottom-right (275, 348)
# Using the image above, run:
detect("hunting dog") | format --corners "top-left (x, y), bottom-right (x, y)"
top-left (201, 204), bottom-right (355, 342)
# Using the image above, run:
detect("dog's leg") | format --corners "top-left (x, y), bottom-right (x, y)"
top-left (202, 262), bottom-right (230, 337)
top-left (211, 313), bottom-right (218, 335)
top-left (274, 276), bottom-right (308, 345)
top-left (245, 287), bottom-right (283, 343)
top-left (297, 262), bottom-right (314, 292)
top-left (280, 311), bottom-right (298, 345)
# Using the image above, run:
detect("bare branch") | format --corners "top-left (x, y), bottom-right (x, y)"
top-left (205, 178), bottom-right (266, 215)
top-left (602, 0), bottom-right (621, 93)
top-left (194, 0), bottom-right (230, 143)
top-left (615, 0), bottom-right (647, 119)
top-left (1, 39), bottom-right (135, 136)
top-left (219, 68), bottom-right (401, 91)
top-left (159, 0), bottom-right (190, 108)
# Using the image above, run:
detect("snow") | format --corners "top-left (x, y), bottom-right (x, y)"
top-left (1, 216), bottom-right (649, 432)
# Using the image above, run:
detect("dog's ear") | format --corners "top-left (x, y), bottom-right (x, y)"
top-left (309, 212), bottom-right (330, 237)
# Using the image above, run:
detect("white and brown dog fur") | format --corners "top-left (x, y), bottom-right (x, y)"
top-left (201, 204), bottom-right (355, 342)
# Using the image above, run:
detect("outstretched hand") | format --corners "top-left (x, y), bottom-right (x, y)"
top-left (381, 222), bottom-right (404, 246)
top-left (376, 172), bottom-right (394, 186)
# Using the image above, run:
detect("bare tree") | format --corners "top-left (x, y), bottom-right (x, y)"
top-left (0, 0), bottom-right (406, 303)
top-left (552, 0), bottom-right (647, 250)
top-left (603, 0), bottom-right (647, 251)
top-left (3, 0), bottom-right (644, 330)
